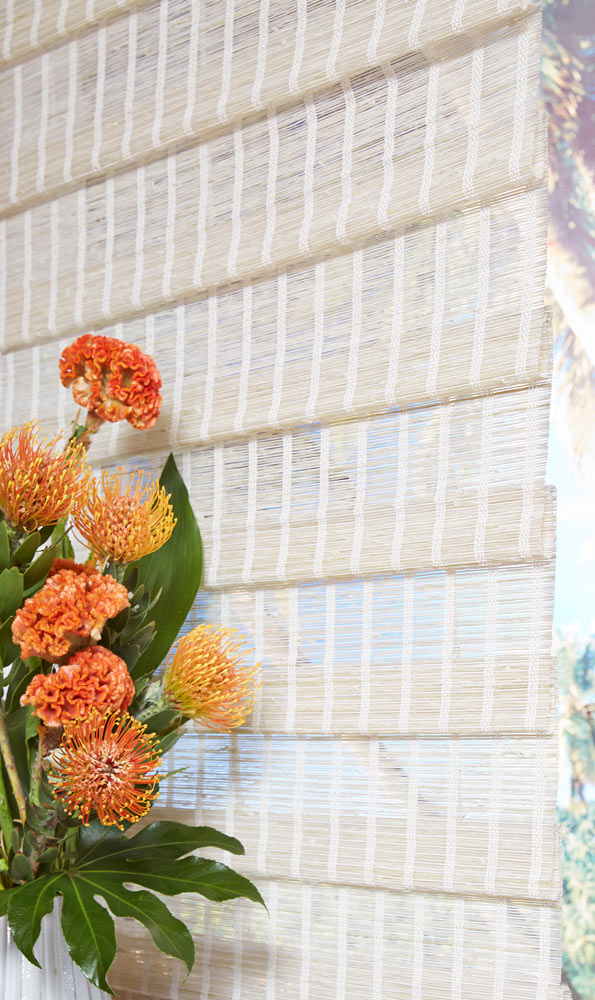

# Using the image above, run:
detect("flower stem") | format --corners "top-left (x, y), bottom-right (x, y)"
top-left (0, 707), bottom-right (26, 826)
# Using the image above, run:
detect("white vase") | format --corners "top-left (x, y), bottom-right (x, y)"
top-left (0, 899), bottom-right (110, 999)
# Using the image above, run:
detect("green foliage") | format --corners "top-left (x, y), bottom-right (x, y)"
top-left (0, 820), bottom-right (263, 993)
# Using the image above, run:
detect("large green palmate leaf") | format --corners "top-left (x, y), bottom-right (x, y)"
top-left (0, 820), bottom-right (264, 993)
top-left (128, 454), bottom-right (202, 681)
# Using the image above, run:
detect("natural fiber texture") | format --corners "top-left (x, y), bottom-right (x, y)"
top-left (0, 1), bottom-right (559, 997)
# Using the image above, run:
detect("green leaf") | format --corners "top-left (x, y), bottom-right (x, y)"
top-left (77, 820), bottom-right (245, 866)
top-left (12, 532), bottom-right (42, 567)
top-left (85, 856), bottom-right (265, 907)
top-left (0, 522), bottom-right (10, 571)
top-left (130, 454), bottom-right (202, 680)
top-left (0, 568), bottom-right (23, 622)
top-left (0, 616), bottom-right (19, 669)
top-left (23, 543), bottom-right (60, 590)
top-left (10, 852), bottom-right (35, 883)
top-left (60, 874), bottom-right (117, 994)
top-left (79, 875), bottom-right (194, 974)
top-left (6, 874), bottom-right (62, 964)
top-left (4, 658), bottom-right (42, 715)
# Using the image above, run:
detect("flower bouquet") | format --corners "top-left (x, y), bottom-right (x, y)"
top-left (0, 335), bottom-right (263, 994)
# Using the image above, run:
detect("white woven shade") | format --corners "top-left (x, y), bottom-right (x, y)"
top-left (0, 1), bottom-right (559, 997)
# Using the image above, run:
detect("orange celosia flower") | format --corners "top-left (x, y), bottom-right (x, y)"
top-left (52, 712), bottom-right (161, 828)
top-left (74, 467), bottom-right (176, 564)
top-left (59, 334), bottom-right (162, 430)
top-left (21, 646), bottom-right (134, 727)
top-left (12, 561), bottom-right (129, 661)
top-left (0, 422), bottom-right (90, 530)
top-left (163, 625), bottom-right (261, 731)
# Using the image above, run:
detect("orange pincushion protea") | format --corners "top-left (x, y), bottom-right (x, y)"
top-left (0, 422), bottom-right (90, 530)
top-left (12, 561), bottom-right (129, 661)
top-left (74, 467), bottom-right (176, 564)
top-left (59, 334), bottom-right (162, 430)
top-left (52, 712), bottom-right (161, 828)
top-left (20, 646), bottom-right (134, 727)
top-left (163, 625), bottom-right (261, 731)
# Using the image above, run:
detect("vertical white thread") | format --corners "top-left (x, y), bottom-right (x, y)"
top-left (2, 0), bottom-right (14, 60)
top-left (525, 562), bottom-right (543, 731)
top-left (228, 128), bottom-right (244, 278)
top-left (391, 410), bottom-right (409, 570)
top-left (462, 47), bottom-right (483, 197)
top-left (265, 882), bottom-right (278, 1000)
top-left (122, 12), bottom-right (138, 160)
top-left (86, 0), bottom-right (96, 23)
top-left (444, 737), bottom-right (460, 890)
top-left (251, 0), bottom-right (269, 109)
top-left (57, 337), bottom-right (69, 432)
top-left (299, 885), bottom-right (311, 1000)
top-left (474, 394), bottom-right (494, 562)
top-left (485, 737), bottom-right (503, 893)
top-left (74, 187), bottom-right (86, 327)
top-left (132, 166), bottom-right (145, 308)
top-left (351, 421), bottom-right (368, 575)
top-left (262, 113), bottom-right (279, 267)
top-left (364, 738), bottom-right (379, 883)
top-left (469, 204), bottom-right (491, 389)
top-left (48, 201), bottom-right (59, 334)
top-left (234, 284), bottom-right (252, 435)
top-left (516, 188), bottom-right (538, 379)
top-left (182, 448), bottom-right (192, 489)
top-left (63, 41), bottom-right (78, 183)
top-left (372, 893), bottom-right (384, 1000)
top-left (518, 383), bottom-right (539, 558)
top-left (358, 579), bottom-right (373, 733)
top-left (385, 234), bottom-right (404, 405)
top-left (451, 0), bottom-right (465, 33)
top-left (152, 0), bottom-right (168, 147)
top-left (108, 321), bottom-right (124, 457)
top-left (194, 142), bottom-right (209, 287)
top-left (91, 27), bottom-right (106, 172)
top-left (336, 80), bottom-right (355, 244)
top-left (426, 220), bottom-right (447, 397)
top-left (268, 273), bottom-right (286, 426)
top-left (37, 54), bottom-right (50, 192)
top-left (367, 0), bottom-right (385, 64)
top-left (299, 99), bottom-right (317, 256)
top-left (497, 0), bottom-right (509, 12)
top-left (419, 64), bottom-right (440, 214)
top-left (256, 735), bottom-right (271, 873)
top-left (4, 354), bottom-right (14, 430)
top-left (183, 0), bottom-right (200, 133)
top-left (289, 0), bottom-right (307, 95)
top-left (412, 894), bottom-right (425, 1000)
top-left (224, 726), bottom-right (236, 862)
top-left (327, 0), bottom-right (345, 80)
top-left (439, 570), bottom-right (455, 733)
top-left (0, 221), bottom-right (5, 351)
top-left (480, 567), bottom-right (498, 732)
top-left (327, 739), bottom-right (342, 880)
top-left (21, 210), bottom-right (32, 344)
top-left (408, 0), bottom-right (427, 49)
top-left (451, 899), bottom-right (465, 999)
top-left (57, 0), bottom-right (69, 34)
top-left (145, 313), bottom-right (155, 355)
top-left (431, 404), bottom-right (451, 567)
top-left (102, 177), bottom-right (115, 319)
top-left (243, 437), bottom-right (258, 584)
top-left (528, 739), bottom-right (547, 898)
top-left (9, 66), bottom-right (22, 204)
top-left (285, 588), bottom-right (299, 733)
top-left (322, 584), bottom-right (336, 734)
top-left (30, 0), bottom-right (42, 47)
top-left (399, 575), bottom-right (414, 733)
top-left (314, 427), bottom-right (330, 577)
top-left (306, 262), bottom-right (325, 422)
top-left (344, 248), bottom-right (363, 412)
top-left (217, 0), bottom-right (235, 122)
top-left (169, 304), bottom-right (185, 446)
top-left (509, 23), bottom-right (530, 182)
top-left (537, 908), bottom-right (551, 1000)
top-left (336, 890), bottom-right (348, 1000)
top-left (291, 736), bottom-right (305, 877)
top-left (162, 154), bottom-right (176, 299)
top-left (492, 903), bottom-right (507, 1000)
top-left (276, 431), bottom-right (292, 581)
top-left (29, 347), bottom-right (40, 423)
top-left (377, 63), bottom-right (398, 231)
top-left (251, 589), bottom-right (265, 731)
top-left (199, 903), bottom-right (213, 1000)
top-left (209, 445), bottom-right (224, 586)
top-left (404, 739), bottom-right (419, 888)
top-left (201, 296), bottom-right (218, 441)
